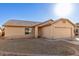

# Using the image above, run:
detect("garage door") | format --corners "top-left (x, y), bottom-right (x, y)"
top-left (54, 27), bottom-right (72, 39)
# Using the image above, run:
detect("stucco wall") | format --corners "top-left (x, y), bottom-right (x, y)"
top-left (54, 20), bottom-right (74, 27)
top-left (4, 26), bottom-right (35, 39)
top-left (39, 25), bottom-right (52, 39)
top-left (5, 27), bottom-right (25, 37)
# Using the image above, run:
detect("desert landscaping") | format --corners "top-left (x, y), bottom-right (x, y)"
top-left (0, 37), bottom-right (78, 56)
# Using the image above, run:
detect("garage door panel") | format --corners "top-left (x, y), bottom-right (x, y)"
top-left (54, 27), bottom-right (71, 39)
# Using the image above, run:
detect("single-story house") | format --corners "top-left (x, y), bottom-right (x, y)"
top-left (75, 23), bottom-right (79, 36)
top-left (3, 18), bottom-right (75, 39)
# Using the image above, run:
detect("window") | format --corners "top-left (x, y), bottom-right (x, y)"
top-left (76, 29), bottom-right (78, 33)
top-left (25, 28), bottom-right (32, 35)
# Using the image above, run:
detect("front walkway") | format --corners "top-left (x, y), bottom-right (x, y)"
top-left (45, 37), bottom-right (79, 45)
top-left (61, 38), bottom-right (79, 45)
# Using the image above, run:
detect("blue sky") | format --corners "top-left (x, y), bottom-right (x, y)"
top-left (0, 3), bottom-right (79, 26)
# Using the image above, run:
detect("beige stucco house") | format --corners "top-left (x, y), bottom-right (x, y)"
top-left (3, 18), bottom-right (75, 39)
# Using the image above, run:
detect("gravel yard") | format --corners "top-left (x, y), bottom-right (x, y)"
top-left (0, 38), bottom-right (78, 56)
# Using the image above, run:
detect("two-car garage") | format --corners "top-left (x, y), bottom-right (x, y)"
top-left (38, 18), bottom-right (75, 39)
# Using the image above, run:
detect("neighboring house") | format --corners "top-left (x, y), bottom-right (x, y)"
top-left (75, 23), bottom-right (79, 36)
top-left (3, 18), bottom-right (75, 39)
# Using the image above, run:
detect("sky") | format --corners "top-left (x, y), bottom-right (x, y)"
top-left (0, 3), bottom-right (79, 26)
